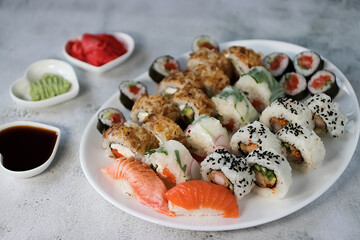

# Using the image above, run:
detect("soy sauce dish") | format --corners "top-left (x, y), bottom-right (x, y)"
top-left (0, 121), bottom-right (60, 178)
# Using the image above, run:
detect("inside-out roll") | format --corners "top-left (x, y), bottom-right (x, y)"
top-left (245, 148), bottom-right (292, 200)
top-left (130, 94), bottom-right (180, 124)
top-left (212, 86), bottom-right (259, 132)
top-left (234, 66), bottom-right (284, 112)
top-left (230, 121), bottom-right (283, 157)
top-left (305, 93), bottom-right (348, 137)
top-left (185, 114), bottom-right (230, 162)
top-left (143, 140), bottom-right (201, 188)
top-left (102, 121), bottom-right (160, 159)
top-left (276, 122), bottom-right (326, 172)
top-left (201, 149), bottom-right (255, 200)
top-left (259, 97), bottom-right (314, 133)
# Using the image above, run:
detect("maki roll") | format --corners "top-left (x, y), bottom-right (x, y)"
top-left (260, 97), bottom-right (314, 133)
top-left (234, 66), bottom-right (285, 112)
top-left (102, 121), bottom-right (160, 159)
top-left (187, 48), bottom-right (233, 78)
top-left (307, 70), bottom-right (339, 99)
top-left (223, 46), bottom-right (263, 81)
top-left (149, 55), bottom-right (180, 83)
top-left (143, 115), bottom-right (187, 146)
top-left (201, 149), bottom-right (255, 200)
top-left (97, 107), bottom-right (126, 133)
top-left (279, 72), bottom-right (308, 101)
top-left (294, 51), bottom-right (324, 78)
top-left (191, 35), bottom-right (219, 52)
top-left (157, 70), bottom-right (204, 98)
top-left (143, 140), bottom-right (201, 188)
top-left (171, 87), bottom-right (215, 126)
top-left (130, 94), bottom-right (180, 124)
top-left (245, 148), bottom-right (292, 199)
top-left (305, 93), bottom-right (348, 137)
top-left (276, 123), bottom-right (326, 172)
top-left (185, 115), bottom-right (230, 162)
top-left (263, 52), bottom-right (294, 80)
top-left (211, 86), bottom-right (259, 132)
top-left (191, 64), bottom-right (230, 97)
top-left (230, 121), bottom-right (283, 157)
top-left (119, 80), bottom-right (147, 110)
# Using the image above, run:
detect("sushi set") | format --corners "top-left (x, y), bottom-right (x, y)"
top-left (80, 39), bottom-right (359, 231)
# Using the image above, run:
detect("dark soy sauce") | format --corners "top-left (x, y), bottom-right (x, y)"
top-left (0, 125), bottom-right (58, 171)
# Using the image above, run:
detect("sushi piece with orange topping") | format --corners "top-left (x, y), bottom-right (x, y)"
top-left (165, 180), bottom-right (239, 218)
top-left (102, 156), bottom-right (175, 217)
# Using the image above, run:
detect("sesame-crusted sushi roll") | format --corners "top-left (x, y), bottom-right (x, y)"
top-left (191, 35), bottom-right (219, 52)
top-left (143, 115), bottom-right (187, 146)
top-left (263, 52), bottom-right (294, 80)
top-left (294, 51), bottom-right (324, 79)
top-left (234, 66), bottom-right (285, 112)
top-left (143, 140), bottom-right (201, 188)
top-left (130, 94), bottom-right (180, 124)
top-left (171, 87), bottom-right (215, 126)
top-left (201, 149), bottom-right (255, 200)
top-left (212, 86), bottom-right (259, 132)
top-left (223, 46), bottom-right (263, 81)
top-left (102, 121), bottom-right (160, 159)
top-left (187, 48), bottom-right (233, 78)
top-left (157, 70), bottom-right (204, 98)
top-left (185, 115), bottom-right (230, 162)
top-left (276, 123), bottom-right (326, 172)
top-left (149, 55), bottom-right (180, 83)
top-left (191, 64), bottom-right (230, 97)
top-left (305, 93), bottom-right (348, 137)
top-left (230, 121), bottom-right (283, 157)
top-left (260, 97), bottom-right (314, 133)
top-left (245, 148), bottom-right (292, 199)
top-left (119, 80), bottom-right (147, 110)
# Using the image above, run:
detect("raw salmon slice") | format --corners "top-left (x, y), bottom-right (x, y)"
top-left (165, 180), bottom-right (239, 218)
top-left (102, 157), bottom-right (174, 217)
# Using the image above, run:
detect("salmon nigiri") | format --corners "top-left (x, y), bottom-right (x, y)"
top-left (102, 157), bottom-right (174, 217)
top-left (165, 180), bottom-right (239, 218)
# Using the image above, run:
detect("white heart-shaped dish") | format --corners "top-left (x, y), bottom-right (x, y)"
top-left (0, 121), bottom-right (61, 178)
top-left (63, 32), bottom-right (135, 73)
top-left (10, 59), bottom-right (79, 109)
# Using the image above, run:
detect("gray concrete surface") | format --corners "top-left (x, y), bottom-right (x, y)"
top-left (0, 0), bottom-right (359, 239)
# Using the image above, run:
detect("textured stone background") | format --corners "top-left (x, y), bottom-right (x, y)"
top-left (0, 0), bottom-right (359, 239)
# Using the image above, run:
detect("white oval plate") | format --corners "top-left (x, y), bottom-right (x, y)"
top-left (10, 59), bottom-right (79, 109)
top-left (79, 40), bottom-right (360, 231)
top-left (63, 32), bottom-right (135, 73)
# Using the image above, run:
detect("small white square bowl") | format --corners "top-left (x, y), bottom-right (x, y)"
top-left (10, 59), bottom-right (79, 109)
top-left (63, 32), bottom-right (135, 73)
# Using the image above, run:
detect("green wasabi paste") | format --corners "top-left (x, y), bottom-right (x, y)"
top-left (29, 73), bottom-right (71, 101)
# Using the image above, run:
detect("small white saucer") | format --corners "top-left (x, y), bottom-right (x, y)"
top-left (0, 121), bottom-right (61, 178)
top-left (63, 32), bottom-right (135, 73)
top-left (10, 59), bottom-right (79, 109)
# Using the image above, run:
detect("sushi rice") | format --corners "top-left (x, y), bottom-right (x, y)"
top-left (185, 115), bottom-right (230, 160)
top-left (230, 121), bottom-right (284, 156)
top-left (245, 148), bottom-right (292, 200)
top-left (143, 140), bottom-right (201, 187)
top-left (201, 149), bottom-right (255, 200)
top-left (276, 123), bottom-right (326, 172)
